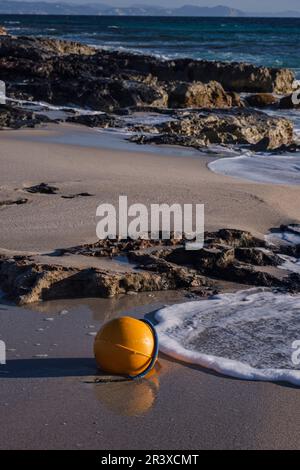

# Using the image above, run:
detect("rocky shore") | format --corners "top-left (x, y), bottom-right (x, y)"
top-left (0, 33), bottom-right (299, 151)
top-left (0, 228), bottom-right (299, 305)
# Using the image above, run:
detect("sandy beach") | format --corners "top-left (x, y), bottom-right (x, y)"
top-left (0, 123), bottom-right (300, 449)
top-left (0, 123), bottom-right (299, 254)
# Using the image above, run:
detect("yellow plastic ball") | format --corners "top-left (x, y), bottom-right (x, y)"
top-left (94, 316), bottom-right (157, 377)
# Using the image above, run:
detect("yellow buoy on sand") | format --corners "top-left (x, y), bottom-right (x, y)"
top-left (94, 316), bottom-right (159, 379)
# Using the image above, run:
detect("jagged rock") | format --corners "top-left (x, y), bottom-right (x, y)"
top-left (65, 234), bottom-right (183, 258)
top-left (52, 77), bottom-right (167, 112)
top-left (131, 109), bottom-right (293, 150)
top-left (0, 35), bottom-right (295, 115)
top-left (0, 103), bottom-right (51, 129)
top-left (221, 262), bottom-right (283, 287)
top-left (234, 247), bottom-right (282, 266)
top-left (244, 93), bottom-right (278, 108)
top-left (210, 228), bottom-right (261, 247)
top-left (96, 51), bottom-right (294, 93)
top-left (0, 26), bottom-right (7, 36)
top-left (0, 256), bottom-right (209, 305)
top-left (66, 113), bottom-right (123, 128)
top-left (167, 81), bottom-right (238, 109)
top-left (0, 228), bottom-right (299, 304)
top-left (0, 35), bottom-right (96, 59)
top-left (165, 246), bottom-right (234, 271)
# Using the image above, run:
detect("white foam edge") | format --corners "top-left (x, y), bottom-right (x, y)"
top-left (155, 289), bottom-right (300, 386)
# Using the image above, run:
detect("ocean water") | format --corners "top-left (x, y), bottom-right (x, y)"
top-left (1, 15), bottom-right (300, 73)
top-left (208, 152), bottom-right (300, 186)
top-left (154, 226), bottom-right (300, 385)
top-left (266, 225), bottom-right (300, 274)
top-left (155, 289), bottom-right (300, 385)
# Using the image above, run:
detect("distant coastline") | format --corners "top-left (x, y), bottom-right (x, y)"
top-left (0, 2), bottom-right (300, 17)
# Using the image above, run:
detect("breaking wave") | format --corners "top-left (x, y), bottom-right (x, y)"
top-left (155, 288), bottom-right (300, 386)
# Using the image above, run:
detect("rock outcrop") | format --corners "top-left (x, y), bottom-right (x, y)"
top-left (0, 35), bottom-right (297, 152)
top-left (0, 229), bottom-right (299, 305)
top-left (167, 80), bottom-right (241, 109)
top-left (0, 103), bottom-right (51, 129)
top-left (0, 35), bottom-right (295, 114)
top-left (0, 35), bottom-right (96, 59)
top-left (66, 113), bottom-right (123, 128)
top-left (0, 257), bottom-right (208, 305)
top-left (0, 26), bottom-right (7, 36)
top-left (90, 50), bottom-right (294, 94)
top-left (131, 109), bottom-right (293, 150)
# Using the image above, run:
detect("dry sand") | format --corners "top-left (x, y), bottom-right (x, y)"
top-left (1, 123), bottom-right (300, 450)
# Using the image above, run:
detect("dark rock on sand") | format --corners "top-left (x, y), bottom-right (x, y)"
top-left (0, 198), bottom-right (28, 207)
top-left (0, 103), bottom-right (51, 129)
top-left (66, 113), bottom-right (123, 128)
top-left (25, 183), bottom-right (58, 195)
top-left (61, 192), bottom-right (94, 199)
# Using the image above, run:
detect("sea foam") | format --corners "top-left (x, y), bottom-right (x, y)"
top-left (208, 153), bottom-right (300, 186)
top-left (155, 289), bottom-right (300, 385)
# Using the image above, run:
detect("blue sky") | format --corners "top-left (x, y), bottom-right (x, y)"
top-left (16, 0), bottom-right (300, 13)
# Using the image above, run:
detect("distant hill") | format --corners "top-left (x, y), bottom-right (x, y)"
top-left (174, 5), bottom-right (244, 17)
top-left (0, 1), bottom-right (299, 17)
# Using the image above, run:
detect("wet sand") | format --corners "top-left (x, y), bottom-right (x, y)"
top-left (0, 292), bottom-right (300, 450)
top-left (1, 123), bottom-right (300, 450)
